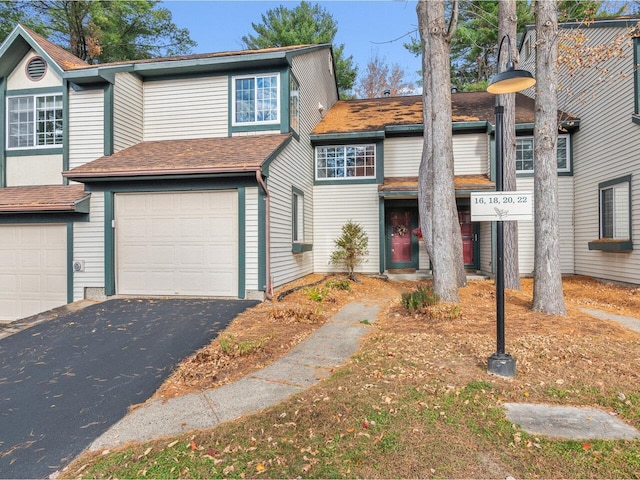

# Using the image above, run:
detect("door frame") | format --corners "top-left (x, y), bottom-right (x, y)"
top-left (384, 202), bottom-right (419, 270)
top-left (457, 198), bottom-right (480, 270)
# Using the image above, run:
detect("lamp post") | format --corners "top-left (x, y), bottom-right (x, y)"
top-left (486, 34), bottom-right (536, 378)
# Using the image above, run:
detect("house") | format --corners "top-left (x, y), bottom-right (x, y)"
top-left (0, 25), bottom-right (337, 321)
top-left (0, 17), bottom-right (637, 323)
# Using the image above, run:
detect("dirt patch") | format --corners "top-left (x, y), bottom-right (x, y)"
top-left (154, 274), bottom-right (640, 403)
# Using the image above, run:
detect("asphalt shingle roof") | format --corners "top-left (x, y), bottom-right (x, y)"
top-left (0, 184), bottom-right (89, 212)
top-left (21, 26), bottom-right (90, 71)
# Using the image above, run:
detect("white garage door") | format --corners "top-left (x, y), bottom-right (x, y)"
top-left (0, 224), bottom-right (67, 322)
top-left (115, 191), bottom-right (238, 297)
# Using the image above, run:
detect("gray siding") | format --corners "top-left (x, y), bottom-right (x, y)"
top-left (244, 187), bottom-right (260, 293)
top-left (114, 72), bottom-right (143, 151)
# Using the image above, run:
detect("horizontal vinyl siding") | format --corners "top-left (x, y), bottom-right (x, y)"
top-left (313, 184), bottom-right (380, 274)
top-left (563, 25), bottom-right (640, 284)
top-left (68, 88), bottom-right (104, 168)
top-left (480, 222), bottom-right (493, 275)
top-left (383, 134), bottom-right (489, 178)
top-left (114, 73), bottom-right (143, 151)
top-left (143, 76), bottom-right (227, 141)
top-left (245, 187), bottom-right (259, 292)
top-left (73, 192), bottom-right (105, 301)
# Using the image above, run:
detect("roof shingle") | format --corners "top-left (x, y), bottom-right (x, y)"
top-left (0, 184), bottom-right (89, 212)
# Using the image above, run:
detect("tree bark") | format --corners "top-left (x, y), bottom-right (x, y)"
top-left (533, 0), bottom-right (567, 315)
top-left (499, 0), bottom-right (521, 290)
top-left (417, 0), bottom-right (465, 302)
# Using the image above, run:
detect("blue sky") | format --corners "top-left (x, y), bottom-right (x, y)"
top-left (162, 1), bottom-right (422, 86)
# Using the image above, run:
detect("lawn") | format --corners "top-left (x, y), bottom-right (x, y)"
top-left (61, 275), bottom-right (640, 478)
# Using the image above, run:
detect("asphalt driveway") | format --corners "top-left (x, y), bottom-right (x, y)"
top-left (0, 298), bottom-right (258, 479)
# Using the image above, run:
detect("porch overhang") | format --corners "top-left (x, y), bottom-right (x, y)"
top-left (378, 175), bottom-right (496, 198)
top-left (0, 184), bottom-right (90, 214)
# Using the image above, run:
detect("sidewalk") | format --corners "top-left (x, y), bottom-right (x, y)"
top-left (89, 301), bottom-right (382, 451)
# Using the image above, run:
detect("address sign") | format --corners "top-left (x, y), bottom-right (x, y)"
top-left (470, 192), bottom-right (533, 222)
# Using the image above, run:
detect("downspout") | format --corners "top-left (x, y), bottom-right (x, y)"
top-left (256, 170), bottom-right (273, 300)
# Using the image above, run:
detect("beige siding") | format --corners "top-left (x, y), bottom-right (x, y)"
top-left (479, 222), bottom-right (493, 275)
top-left (313, 184), bottom-right (380, 274)
top-left (7, 51), bottom-right (62, 90)
top-left (244, 187), bottom-right (260, 292)
top-left (383, 133), bottom-right (489, 177)
top-left (114, 73), bottom-right (143, 151)
top-left (68, 88), bottom-right (104, 168)
top-left (73, 193), bottom-right (105, 301)
top-left (6, 155), bottom-right (63, 186)
top-left (267, 48), bottom-right (338, 288)
top-left (143, 76), bottom-right (227, 140)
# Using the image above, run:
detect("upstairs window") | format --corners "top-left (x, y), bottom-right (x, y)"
top-left (290, 74), bottom-right (300, 133)
top-left (7, 94), bottom-right (63, 148)
top-left (515, 135), bottom-right (570, 173)
top-left (233, 73), bottom-right (279, 125)
top-left (316, 145), bottom-right (376, 180)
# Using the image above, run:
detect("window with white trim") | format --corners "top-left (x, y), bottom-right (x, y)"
top-left (233, 73), bottom-right (279, 125)
top-left (7, 94), bottom-right (63, 148)
top-left (292, 189), bottom-right (304, 242)
top-left (315, 144), bottom-right (376, 180)
top-left (516, 135), bottom-right (570, 173)
top-left (600, 176), bottom-right (631, 240)
top-left (290, 74), bottom-right (299, 133)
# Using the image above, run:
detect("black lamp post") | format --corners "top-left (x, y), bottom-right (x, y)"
top-left (486, 34), bottom-right (536, 378)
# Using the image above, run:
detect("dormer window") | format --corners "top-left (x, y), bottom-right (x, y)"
top-left (26, 57), bottom-right (47, 81)
top-left (232, 73), bottom-right (279, 125)
top-left (7, 94), bottom-right (63, 148)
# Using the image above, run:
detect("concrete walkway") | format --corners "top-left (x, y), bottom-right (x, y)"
top-left (89, 302), bottom-right (381, 451)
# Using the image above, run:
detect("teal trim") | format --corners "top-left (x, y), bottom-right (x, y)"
top-left (281, 68), bottom-right (291, 134)
top-left (315, 178), bottom-right (379, 186)
top-left (69, 82), bottom-right (110, 92)
top-left (376, 141), bottom-right (384, 184)
top-left (0, 213), bottom-right (89, 223)
top-left (227, 75), bottom-right (233, 137)
top-left (67, 222), bottom-right (73, 304)
top-left (313, 141), bottom-right (383, 186)
top-left (104, 192), bottom-right (115, 296)
top-left (104, 83), bottom-right (114, 155)
top-left (385, 124), bottom-right (423, 135)
top-left (472, 222), bottom-right (480, 270)
top-left (62, 80), bottom-right (69, 184)
top-left (633, 114), bottom-right (640, 125)
top-left (588, 240), bottom-right (633, 252)
top-left (378, 198), bottom-right (385, 274)
top-left (291, 243), bottom-right (313, 253)
top-left (75, 195), bottom-right (91, 213)
top-left (257, 186), bottom-right (267, 292)
top-left (0, 27), bottom-right (65, 78)
top-left (6, 147), bottom-right (63, 156)
top-left (452, 121), bottom-right (490, 132)
top-left (6, 86), bottom-right (64, 96)
top-left (384, 203), bottom-right (419, 270)
top-left (0, 77), bottom-right (5, 187)
top-left (635, 37), bottom-right (640, 115)
top-left (489, 131), bottom-right (496, 184)
top-left (310, 131), bottom-right (385, 143)
top-left (238, 187), bottom-right (246, 299)
top-left (260, 135), bottom-right (293, 176)
top-left (79, 175), bottom-right (259, 193)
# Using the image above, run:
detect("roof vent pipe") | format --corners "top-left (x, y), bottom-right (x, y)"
top-left (383, 89), bottom-right (391, 97)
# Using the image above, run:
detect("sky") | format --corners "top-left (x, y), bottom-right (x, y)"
top-left (162, 0), bottom-right (422, 87)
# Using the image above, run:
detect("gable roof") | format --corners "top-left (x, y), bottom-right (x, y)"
top-left (20, 26), bottom-right (90, 70)
top-left (63, 134), bottom-right (292, 182)
top-left (0, 184), bottom-right (90, 213)
top-left (312, 92), bottom-right (577, 135)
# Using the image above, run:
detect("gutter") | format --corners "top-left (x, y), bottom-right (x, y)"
top-left (255, 170), bottom-right (273, 300)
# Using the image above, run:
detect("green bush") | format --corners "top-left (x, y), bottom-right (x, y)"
top-left (330, 220), bottom-right (369, 281)
top-left (401, 284), bottom-right (440, 311)
top-left (325, 279), bottom-right (352, 291)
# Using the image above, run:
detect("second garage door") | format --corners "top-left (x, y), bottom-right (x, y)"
top-left (115, 191), bottom-right (238, 297)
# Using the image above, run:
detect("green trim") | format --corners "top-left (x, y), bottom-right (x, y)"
top-left (6, 86), bottom-right (64, 96)
top-left (281, 68), bottom-right (291, 134)
top-left (62, 80), bottom-right (69, 184)
top-left (67, 222), bottom-right (74, 303)
top-left (588, 240), bottom-right (633, 252)
top-left (313, 141), bottom-right (383, 186)
top-left (452, 121), bottom-right (490, 133)
top-left (378, 198), bottom-right (385, 274)
top-left (291, 242), bottom-right (313, 253)
top-left (376, 141), bottom-right (384, 184)
top-left (104, 192), bottom-right (116, 296)
top-left (0, 26), bottom-right (65, 78)
top-left (310, 131), bottom-right (385, 143)
top-left (104, 83), bottom-right (114, 155)
top-left (258, 185), bottom-right (267, 292)
top-left (635, 37), bottom-right (640, 115)
top-left (385, 124), bottom-right (423, 135)
top-left (79, 175), bottom-right (259, 192)
top-left (260, 135), bottom-right (293, 176)
top-left (238, 187), bottom-right (246, 299)
top-left (5, 147), bottom-right (63, 156)
top-left (384, 203), bottom-right (419, 270)
top-left (0, 77), bottom-right (5, 187)
top-left (0, 212), bottom-right (89, 223)
top-left (633, 114), bottom-right (640, 125)
top-left (314, 178), bottom-right (379, 186)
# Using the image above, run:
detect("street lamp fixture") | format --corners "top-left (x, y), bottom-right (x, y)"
top-left (486, 34), bottom-right (536, 378)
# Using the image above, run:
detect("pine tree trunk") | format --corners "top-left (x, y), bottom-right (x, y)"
top-left (417, 0), bottom-right (464, 302)
top-left (499, 0), bottom-right (521, 290)
top-left (533, 0), bottom-right (567, 315)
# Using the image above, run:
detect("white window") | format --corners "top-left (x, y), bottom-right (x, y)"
top-left (290, 75), bottom-right (299, 133)
top-left (7, 94), bottom-right (63, 148)
top-left (292, 189), bottom-right (304, 242)
top-left (315, 145), bottom-right (376, 180)
top-left (516, 135), bottom-right (570, 173)
top-left (233, 73), bottom-right (279, 125)
top-left (600, 176), bottom-right (631, 240)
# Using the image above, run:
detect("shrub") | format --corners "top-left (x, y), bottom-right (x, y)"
top-left (330, 220), bottom-right (369, 281)
top-left (401, 284), bottom-right (439, 311)
top-left (325, 279), bottom-right (352, 291)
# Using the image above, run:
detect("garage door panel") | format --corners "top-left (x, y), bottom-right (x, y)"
top-left (116, 191), bottom-right (238, 297)
top-left (0, 225), bottom-right (67, 322)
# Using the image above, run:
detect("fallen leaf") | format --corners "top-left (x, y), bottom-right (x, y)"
top-left (190, 440), bottom-right (197, 451)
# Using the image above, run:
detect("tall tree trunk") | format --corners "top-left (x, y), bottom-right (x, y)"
top-left (499, 0), bottom-right (521, 290)
top-left (417, 0), bottom-right (465, 302)
top-left (533, 0), bottom-right (567, 315)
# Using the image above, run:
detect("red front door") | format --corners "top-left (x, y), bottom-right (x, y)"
top-left (390, 210), bottom-right (413, 264)
top-left (458, 207), bottom-right (475, 266)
